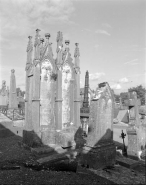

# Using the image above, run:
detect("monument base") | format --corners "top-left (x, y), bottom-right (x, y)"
top-left (126, 126), bottom-right (141, 159)
top-left (55, 126), bottom-right (78, 147)
top-left (77, 142), bottom-right (116, 169)
top-left (41, 129), bottom-right (56, 145)
top-left (23, 130), bottom-right (42, 147)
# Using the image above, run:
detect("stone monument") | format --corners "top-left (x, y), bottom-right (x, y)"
top-left (125, 92), bottom-right (145, 159)
top-left (9, 69), bottom-right (18, 109)
top-left (77, 82), bottom-right (116, 169)
top-left (0, 80), bottom-right (8, 106)
top-left (80, 71), bottom-right (90, 135)
top-left (23, 29), bottom-right (81, 148)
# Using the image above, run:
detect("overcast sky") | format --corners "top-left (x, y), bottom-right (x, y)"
top-left (0, 0), bottom-right (145, 94)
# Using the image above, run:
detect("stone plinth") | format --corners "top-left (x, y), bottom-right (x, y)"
top-left (126, 126), bottom-right (139, 158)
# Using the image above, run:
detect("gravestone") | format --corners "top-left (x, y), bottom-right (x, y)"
top-left (9, 69), bottom-right (18, 109)
top-left (125, 92), bottom-right (145, 159)
top-left (77, 82), bottom-right (116, 169)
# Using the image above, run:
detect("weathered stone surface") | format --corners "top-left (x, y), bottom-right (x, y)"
top-left (55, 127), bottom-right (76, 147)
top-left (23, 30), bottom-right (81, 151)
top-left (78, 82), bottom-right (116, 169)
top-left (77, 143), bottom-right (116, 169)
top-left (9, 69), bottom-right (18, 109)
top-left (126, 92), bottom-right (145, 159)
top-left (41, 129), bottom-right (56, 145)
top-left (86, 83), bottom-right (114, 147)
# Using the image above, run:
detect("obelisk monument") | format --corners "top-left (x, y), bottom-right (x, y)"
top-left (9, 69), bottom-right (18, 109)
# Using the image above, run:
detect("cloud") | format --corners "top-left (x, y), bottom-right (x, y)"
top-left (111, 83), bottom-right (122, 90)
top-left (95, 29), bottom-right (111, 36)
top-left (0, 0), bottom-right (75, 38)
top-left (119, 77), bottom-right (129, 83)
top-left (102, 23), bottom-right (112, 28)
top-left (89, 72), bottom-right (105, 81)
top-left (124, 59), bottom-right (139, 65)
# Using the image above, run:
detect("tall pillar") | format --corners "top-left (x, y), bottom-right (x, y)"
top-left (9, 69), bottom-right (18, 109)
top-left (25, 36), bottom-right (33, 130)
top-left (74, 43), bottom-right (80, 127)
top-left (32, 29), bottom-right (41, 135)
top-left (83, 71), bottom-right (89, 108)
top-left (55, 31), bottom-right (63, 130)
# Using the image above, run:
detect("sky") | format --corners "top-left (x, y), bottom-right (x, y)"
top-left (0, 0), bottom-right (145, 94)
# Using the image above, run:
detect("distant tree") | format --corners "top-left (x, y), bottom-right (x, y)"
top-left (120, 92), bottom-right (129, 104)
top-left (128, 85), bottom-right (146, 105)
top-left (114, 94), bottom-right (120, 102)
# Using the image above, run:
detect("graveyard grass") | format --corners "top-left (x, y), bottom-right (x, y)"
top-left (0, 124), bottom-right (117, 185)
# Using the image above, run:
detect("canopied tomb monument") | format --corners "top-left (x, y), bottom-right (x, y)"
top-left (23, 29), bottom-right (81, 147)
top-left (77, 82), bottom-right (116, 169)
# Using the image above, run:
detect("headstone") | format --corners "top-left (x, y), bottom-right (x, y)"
top-left (126, 92), bottom-right (145, 159)
top-left (9, 69), bottom-right (18, 109)
top-left (117, 110), bottom-right (129, 123)
top-left (78, 82), bottom-right (116, 169)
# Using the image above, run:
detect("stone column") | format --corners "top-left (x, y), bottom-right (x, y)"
top-left (55, 31), bottom-right (63, 130)
top-left (74, 43), bottom-right (80, 127)
top-left (32, 29), bottom-right (41, 135)
top-left (70, 79), bottom-right (74, 124)
top-left (9, 69), bottom-right (18, 109)
top-left (25, 36), bottom-right (33, 130)
top-left (83, 71), bottom-right (89, 108)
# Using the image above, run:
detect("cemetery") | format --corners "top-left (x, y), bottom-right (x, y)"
top-left (0, 29), bottom-right (145, 184)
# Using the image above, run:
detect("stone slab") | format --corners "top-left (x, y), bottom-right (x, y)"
top-left (77, 142), bottom-right (116, 169)
top-left (37, 150), bottom-right (78, 165)
top-left (116, 157), bottom-right (139, 169)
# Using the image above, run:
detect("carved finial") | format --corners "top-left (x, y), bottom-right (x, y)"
top-left (56, 31), bottom-right (63, 42)
top-left (40, 38), bottom-right (44, 43)
top-left (28, 36), bottom-right (32, 40)
top-left (36, 28), bottom-right (41, 33)
top-left (34, 29), bottom-right (41, 47)
top-left (86, 70), bottom-right (89, 76)
top-left (65, 40), bottom-right (70, 46)
top-left (45, 33), bottom-right (51, 40)
top-left (11, 69), bottom-right (15, 73)
top-left (26, 36), bottom-right (33, 52)
top-left (74, 43), bottom-right (80, 57)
